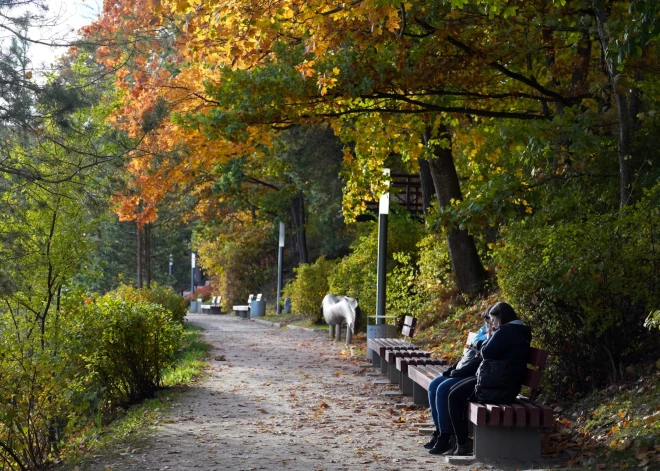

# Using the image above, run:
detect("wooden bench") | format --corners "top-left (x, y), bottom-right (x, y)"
top-left (367, 316), bottom-right (419, 374)
top-left (200, 296), bottom-right (222, 314)
top-left (233, 294), bottom-right (255, 318)
top-left (385, 350), bottom-right (448, 396)
top-left (467, 347), bottom-right (553, 461)
top-left (408, 345), bottom-right (553, 461)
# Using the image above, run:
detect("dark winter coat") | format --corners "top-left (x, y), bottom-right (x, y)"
top-left (474, 320), bottom-right (531, 403)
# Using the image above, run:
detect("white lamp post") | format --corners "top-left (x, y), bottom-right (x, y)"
top-left (276, 222), bottom-right (285, 314)
top-left (190, 252), bottom-right (196, 297)
top-left (376, 169), bottom-right (390, 325)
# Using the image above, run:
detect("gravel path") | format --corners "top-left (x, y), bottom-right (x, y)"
top-left (85, 313), bottom-right (552, 471)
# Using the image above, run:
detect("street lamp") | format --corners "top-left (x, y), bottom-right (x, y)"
top-left (375, 168), bottom-right (390, 325)
top-left (191, 252), bottom-right (196, 297)
top-left (276, 222), bottom-right (285, 315)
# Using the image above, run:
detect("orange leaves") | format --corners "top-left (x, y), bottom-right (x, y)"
top-left (295, 60), bottom-right (316, 79)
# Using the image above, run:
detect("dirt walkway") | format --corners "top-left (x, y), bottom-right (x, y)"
top-left (85, 314), bottom-right (553, 471)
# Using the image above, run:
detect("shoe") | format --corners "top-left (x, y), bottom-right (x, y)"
top-left (423, 430), bottom-right (439, 449)
top-left (429, 434), bottom-right (454, 455)
top-left (452, 439), bottom-right (473, 456)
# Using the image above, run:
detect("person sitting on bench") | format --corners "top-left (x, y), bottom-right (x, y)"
top-left (446, 302), bottom-right (531, 456)
top-left (424, 307), bottom-right (492, 455)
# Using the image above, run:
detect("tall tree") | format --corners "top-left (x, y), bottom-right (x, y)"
top-left (85, 0), bottom-right (660, 292)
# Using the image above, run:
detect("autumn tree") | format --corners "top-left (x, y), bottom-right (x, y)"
top-left (86, 0), bottom-right (660, 295)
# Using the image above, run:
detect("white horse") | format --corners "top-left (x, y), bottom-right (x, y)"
top-left (321, 294), bottom-right (362, 344)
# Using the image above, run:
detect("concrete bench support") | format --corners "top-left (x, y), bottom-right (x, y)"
top-left (473, 425), bottom-right (541, 461)
top-left (233, 306), bottom-right (249, 318)
top-left (413, 382), bottom-right (430, 407)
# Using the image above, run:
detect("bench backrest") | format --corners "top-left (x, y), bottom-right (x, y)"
top-left (400, 316), bottom-right (417, 341)
top-left (522, 347), bottom-right (550, 400)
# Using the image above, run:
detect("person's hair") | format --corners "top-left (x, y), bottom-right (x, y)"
top-left (489, 302), bottom-right (518, 325)
top-left (482, 305), bottom-right (493, 321)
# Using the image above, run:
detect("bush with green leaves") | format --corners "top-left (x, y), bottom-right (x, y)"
top-left (382, 232), bottom-right (457, 328)
top-left (282, 256), bottom-right (336, 322)
top-left (75, 293), bottom-right (183, 405)
top-left (196, 215), bottom-right (273, 307)
top-left (385, 252), bottom-right (425, 323)
top-left (329, 212), bottom-right (423, 327)
top-left (112, 283), bottom-right (188, 323)
top-left (0, 308), bottom-right (74, 470)
top-left (494, 188), bottom-right (660, 395)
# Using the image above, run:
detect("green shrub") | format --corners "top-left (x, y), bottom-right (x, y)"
top-left (417, 231), bottom-right (456, 296)
top-left (148, 284), bottom-right (189, 323)
top-left (0, 309), bottom-right (73, 470)
top-left (282, 256), bottom-right (336, 322)
top-left (196, 216), bottom-right (273, 306)
top-left (385, 252), bottom-right (425, 324)
top-left (112, 283), bottom-right (188, 323)
top-left (78, 294), bottom-right (183, 404)
top-left (494, 190), bottom-right (660, 395)
top-left (329, 213), bottom-right (423, 327)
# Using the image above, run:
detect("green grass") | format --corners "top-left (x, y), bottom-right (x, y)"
top-left (58, 324), bottom-right (211, 469)
top-left (162, 323), bottom-right (210, 386)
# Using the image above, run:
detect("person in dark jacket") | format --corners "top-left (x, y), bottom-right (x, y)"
top-left (446, 302), bottom-right (531, 456)
top-left (424, 307), bottom-right (492, 455)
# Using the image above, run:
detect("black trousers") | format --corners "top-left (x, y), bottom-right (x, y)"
top-left (447, 376), bottom-right (477, 445)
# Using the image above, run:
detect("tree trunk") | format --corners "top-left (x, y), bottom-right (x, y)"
top-left (297, 194), bottom-right (308, 264)
top-left (136, 223), bottom-right (143, 289)
top-left (418, 158), bottom-right (436, 215)
top-left (426, 127), bottom-right (486, 294)
top-left (289, 193), bottom-right (309, 265)
top-left (593, 1), bottom-right (634, 207)
top-left (145, 224), bottom-right (151, 289)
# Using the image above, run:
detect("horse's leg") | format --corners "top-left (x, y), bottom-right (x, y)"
top-left (346, 323), bottom-right (352, 344)
top-left (335, 322), bottom-right (342, 341)
top-left (329, 324), bottom-right (334, 339)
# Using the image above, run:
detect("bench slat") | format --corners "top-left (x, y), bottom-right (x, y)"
top-left (516, 399), bottom-right (540, 427)
top-left (523, 369), bottom-right (543, 390)
top-left (407, 366), bottom-right (431, 390)
top-left (500, 404), bottom-right (515, 426)
top-left (512, 403), bottom-right (527, 427)
top-left (403, 315), bottom-right (417, 328)
top-left (528, 347), bottom-right (549, 368)
top-left (469, 403), bottom-right (487, 426)
top-left (401, 325), bottom-right (415, 338)
top-left (486, 404), bottom-right (501, 425)
top-left (520, 398), bottom-right (554, 428)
